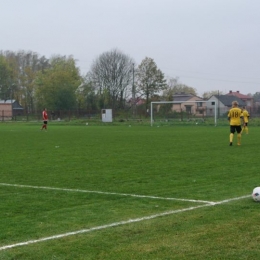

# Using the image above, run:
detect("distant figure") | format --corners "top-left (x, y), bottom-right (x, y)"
top-left (241, 107), bottom-right (250, 134)
top-left (41, 108), bottom-right (48, 131)
top-left (228, 101), bottom-right (242, 146)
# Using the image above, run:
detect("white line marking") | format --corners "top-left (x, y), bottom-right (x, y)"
top-left (0, 183), bottom-right (213, 204)
top-left (0, 194), bottom-right (250, 251)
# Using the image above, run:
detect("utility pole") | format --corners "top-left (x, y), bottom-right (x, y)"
top-left (132, 63), bottom-right (136, 118)
top-left (218, 90), bottom-right (220, 118)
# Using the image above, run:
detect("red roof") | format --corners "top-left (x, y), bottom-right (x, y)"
top-left (225, 91), bottom-right (251, 100)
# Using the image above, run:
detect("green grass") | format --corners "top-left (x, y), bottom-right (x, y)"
top-left (0, 122), bottom-right (260, 259)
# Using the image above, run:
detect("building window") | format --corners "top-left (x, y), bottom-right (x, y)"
top-left (185, 105), bottom-right (192, 114)
top-left (197, 102), bottom-right (203, 107)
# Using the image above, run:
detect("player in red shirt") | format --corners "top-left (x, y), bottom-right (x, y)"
top-left (41, 108), bottom-right (48, 131)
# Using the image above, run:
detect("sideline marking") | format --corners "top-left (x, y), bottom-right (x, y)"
top-left (0, 195), bottom-right (251, 251)
top-left (0, 183), bottom-right (213, 204)
top-left (0, 195), bottom-right (250, 251)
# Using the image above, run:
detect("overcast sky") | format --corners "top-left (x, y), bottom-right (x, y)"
top-left (1, 0), bottom-right (260, 96)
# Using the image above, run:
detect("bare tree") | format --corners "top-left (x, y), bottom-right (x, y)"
top-left (89, 49), bottom-right (134, 109)
top-left (163, 77), bottom-right (197, 98)
top-left (202, 90), bottom-right (223, 99)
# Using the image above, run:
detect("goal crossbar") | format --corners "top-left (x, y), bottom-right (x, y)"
top-left (150, 101), bottom-right (217, 126)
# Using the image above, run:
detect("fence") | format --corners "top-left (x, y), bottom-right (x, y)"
top-left (0, 108), bottom-right (150, 122)
top-left (1, 106), bottom-right (259, 122)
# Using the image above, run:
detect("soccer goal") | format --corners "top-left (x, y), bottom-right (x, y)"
top-left (150, 101), bottom-right (217, 126)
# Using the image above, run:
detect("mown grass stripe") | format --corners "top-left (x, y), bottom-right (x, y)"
top-left (0, 183), bottom-right (214, 204)
top-left (0, 194), bottom-right (250, 251)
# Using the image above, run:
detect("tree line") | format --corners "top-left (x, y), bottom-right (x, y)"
top-left (0, 49), bottom-right (258, 116)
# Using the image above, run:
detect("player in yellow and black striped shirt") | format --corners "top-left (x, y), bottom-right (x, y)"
top-left (227, 101), bottom-right (243, 146)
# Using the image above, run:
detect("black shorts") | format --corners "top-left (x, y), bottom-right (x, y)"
top-left (43, 121), bottom-right (48, 124)
top-left (230, 125), bottom-right (241, 134)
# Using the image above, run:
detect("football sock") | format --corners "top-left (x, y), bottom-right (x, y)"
top-left (229, 133), bottom-right (234, 143)
top-left (245, 127), bottom-right (248, 134)
top-left (237, 133), bottom-right (241, 144)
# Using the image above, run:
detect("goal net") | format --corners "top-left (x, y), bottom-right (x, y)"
top-left (150, 101), bottom-right (217, 126)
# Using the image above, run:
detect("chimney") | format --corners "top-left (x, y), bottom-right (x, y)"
top-left (229, 90), bottom-right (232, 93)
top-left (237, 91), bottom-right (239, 93)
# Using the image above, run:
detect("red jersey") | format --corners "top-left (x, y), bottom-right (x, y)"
top-left (42, 110), bottom-right (48, 120)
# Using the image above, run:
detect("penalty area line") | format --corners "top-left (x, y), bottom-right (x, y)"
top-left (0, 194), bottom-right (250, 251)
top-left (0, 182), bottom-right (213, 204)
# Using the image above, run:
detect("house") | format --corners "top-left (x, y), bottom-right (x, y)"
top-left (172, 92), bottom-right (206, 116)
top-left (0, 100), bottom-right (24, 120)
top-left (127, 97), bottom-right (145, 106)
top-left (207, 95), bottom-right (246, 117)
top-left (225, 90), bottom-right (253, 110)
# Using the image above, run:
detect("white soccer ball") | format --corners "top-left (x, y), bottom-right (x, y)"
top-left (252, 187), bottom-right (260, 202)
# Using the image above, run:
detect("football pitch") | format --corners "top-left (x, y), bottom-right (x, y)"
top-left (0, 122), bottom-right (259, 259)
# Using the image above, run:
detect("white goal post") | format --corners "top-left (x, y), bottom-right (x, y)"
top-left (150, 101), bottom-right (217, 126)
